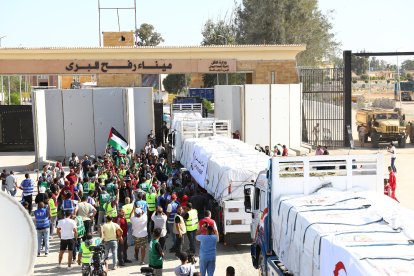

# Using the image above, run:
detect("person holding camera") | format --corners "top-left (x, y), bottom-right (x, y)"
top-left (196, 225), bottom-right (218, 276)
top-left (174, 252), bottom-right (196, 276)
top-left (152, 206), bottom-right (168, 249)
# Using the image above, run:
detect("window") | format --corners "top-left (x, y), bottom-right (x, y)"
top-left (260, 190), bottom-right (266, 211)
top-left (271, 71), bottom-right (276, 84)
top-left (254, 187), bottom-right (260, 210)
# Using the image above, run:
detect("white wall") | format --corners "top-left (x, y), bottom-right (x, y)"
top-left (62, 89), bottom-right (95, 157)
top-left (214, 85), bottom-right (242, 134)
top-left (32, 90), bottom-right (47, 162)
top-left (44, 89), bottom-right (65, 158)
top-left (289, 84), bottom-right (302, 148)
top-left (92, 88), bottom-right (126, 155)
top-left (244, 84), bottom-right (271, 147)
top-left (133, 87), bottom-right (154, 150)
top-left (33, 88), bottom-right (154, 160)
top-left (270, 84), bottom-right (290, 148)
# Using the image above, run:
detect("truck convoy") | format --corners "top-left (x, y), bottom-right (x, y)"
top-left (356, 109), bottom-right (406, 148)
top-left (169, 102), bottom-right (268, 242)
top-left (244, 154), bottom-right (414, 275)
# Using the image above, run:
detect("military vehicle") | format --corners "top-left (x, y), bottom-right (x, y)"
top-left (356, 109), bottom-right (406, 148)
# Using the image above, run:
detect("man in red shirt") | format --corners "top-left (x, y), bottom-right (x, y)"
top-left (388, 166), bottom-right (399, 202)
top-left (116, 209), bottom-right (130, 265)
top-left (66, 169), bottom-right (78, 186)
top-left (198, 210), bottom-right (217, 235)
top-left (60, 181), bottom-right (75, 200)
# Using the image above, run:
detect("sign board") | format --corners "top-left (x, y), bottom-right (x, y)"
top-left (346, 124), bottom-right (354, 149)
top-left (188, 145), bottom-right (209, 187)
top-left (0, 59), bottom-right (237, 74)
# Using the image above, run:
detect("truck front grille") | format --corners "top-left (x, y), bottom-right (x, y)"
top-left (386, 126), bottom-right (398, 133)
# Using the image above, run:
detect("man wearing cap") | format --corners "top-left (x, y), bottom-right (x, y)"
top-left (166, 193), bottom-right (179, 250)
top-left (131, 208), bottom-right (148, 265)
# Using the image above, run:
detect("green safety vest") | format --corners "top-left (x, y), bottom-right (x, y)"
top-left (76, 216), bottom-right (85, 237)
top-left (146, 193), bottom-right (156, 212)
top-left (48, 198), bottom-right (57, 217)
top-left (149, 239), bottom-right (163, 267)
top-left (122, 203), bottom-right (133, 223)
top-left (185, 209), bottom-right (198, 232)
top-left (80, 240), bottom-right (96, 264)
top-left (83, 182), bottom-right (91, 193)
top-left (104, 201), bottom-right (118, 218)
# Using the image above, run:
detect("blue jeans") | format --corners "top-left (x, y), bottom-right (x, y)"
top-left (199, 257), bottom-right (216, 276)
top-left (187, 230), bottom-right (196, 254)
top-left (7, 188), bottom-right (17, 197)
top-left (391, 157), bottom-right (397, 173)
top-left (167, 223), bottom-right (176, 247)
top-left (127, 222), bottom-right (134, 246)
top-left (37, 228), bottom-right (50, 254)
top-left (104, 240), bottom-right (118, 268)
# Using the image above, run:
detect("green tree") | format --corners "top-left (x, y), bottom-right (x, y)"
top-left (1, 76), bottom-right (26, 105)
top-left (402, 59), bottom-right (414, 71)
top-left (162, 74), bottom-right (188, 93)
top-left (234, 0), bottom-right (339, 66)
top-left (135, 23), bottom-right (164, 46)
top-left (351, 54), bottom-right (369, 75)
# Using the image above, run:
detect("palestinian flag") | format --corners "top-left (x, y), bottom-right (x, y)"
top-left (107, 127), bottom-right (129, 154)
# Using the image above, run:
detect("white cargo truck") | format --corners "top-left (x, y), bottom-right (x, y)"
top-left (180, 136), bottom-right (269, 243)
top-left (244, 154), bottom-right (414, 275)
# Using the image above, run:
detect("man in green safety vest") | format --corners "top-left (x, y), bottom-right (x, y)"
top-left (73, 215), bottom-right (86, 263)
top-left (104, 199), bottom-right (118, 218)
top-left (184, 202), bottom-right (198, 255)
top-left (47, 190), bottom-right (58, 235)
top-left (77, 233), bottom-right (95, 267)
top-left (122, 197), bottom-right (134, 246)
top-left (146, 186), bottom-right (157, 241)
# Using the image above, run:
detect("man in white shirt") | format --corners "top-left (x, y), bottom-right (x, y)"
top-left (131, 208), bottom-right (147, 265)
top-left (57, 211), bottom-right (78, 269)
top-left (5, 171), bottom-right (17, 197)
top-left (387, 142), bottom-right (397, 173)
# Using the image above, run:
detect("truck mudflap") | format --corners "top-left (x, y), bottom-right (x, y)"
top-left (251, 243), bottom-right (259, 268)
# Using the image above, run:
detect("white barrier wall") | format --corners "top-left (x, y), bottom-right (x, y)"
top-left (214, 84), bottom-right (302, 151)
top-left (93, 88), bottom-right (126, 155)
top-left (244, 84), bottom-right (271, 147)
top-left (33, 88), bottom-right (153, 160)
top-left (62, 89), bottom-right (95, 158)
top-left (44, 90), bottom-right (65, 158)
top-left (214, 85), bottom-right (242, 134)
top-left (133, 87), bottom-right (154, 150)
top-left (32, 90), bottom-right (47, 162)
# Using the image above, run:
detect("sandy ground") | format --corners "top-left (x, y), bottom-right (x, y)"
top-left (1, 146), bottom-right (413, 276)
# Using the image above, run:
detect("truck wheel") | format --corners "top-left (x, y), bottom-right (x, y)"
top-left (398, 138), bottom-right (406, 148)
top-left (371, 133), bottom-right (379, 148)
top-left (257, 251), bottom-right (265, 276)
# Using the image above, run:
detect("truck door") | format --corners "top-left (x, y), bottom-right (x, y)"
top-left (251, 186), bottom-right (261, 240)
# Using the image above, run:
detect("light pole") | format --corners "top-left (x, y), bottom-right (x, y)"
top-left (396, 50), bottom-right (402, 108)
top-left (217, 34), bottom-right (229, 85)
top-left (0, 35), bottom-right (6, 47)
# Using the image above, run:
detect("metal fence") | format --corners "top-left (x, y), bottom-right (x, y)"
top-left (300, 68), bottom-right (345, 148)
top-left (0, 105), bottom-right (34, 151)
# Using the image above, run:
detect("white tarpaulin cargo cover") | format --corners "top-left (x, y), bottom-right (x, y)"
top-left (171, 112), bottom-right (203, 131)
top-left (181, 136), bottom-right (269, 202)
top-left (274, 188), bottom-right (414, 276)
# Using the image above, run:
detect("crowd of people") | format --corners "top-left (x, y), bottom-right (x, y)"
top-left (1, 134), bottom-right (237, 276)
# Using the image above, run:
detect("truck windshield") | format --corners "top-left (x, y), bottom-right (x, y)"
top-left (375, 114), bottom-right (387, 119)
top-left (387, 114), bottom-right (399, 119)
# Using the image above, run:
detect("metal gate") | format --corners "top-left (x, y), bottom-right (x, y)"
top-left (0, 105), bottom-right (34, 151)
top-left (300, 68), bottom-right (345, 148)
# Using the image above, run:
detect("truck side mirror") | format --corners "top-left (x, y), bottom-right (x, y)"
top-left (244, 184), bottom-right (254, 213)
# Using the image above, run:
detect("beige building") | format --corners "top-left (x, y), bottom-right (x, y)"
top-left (0, 32), bottom-right (305, 89)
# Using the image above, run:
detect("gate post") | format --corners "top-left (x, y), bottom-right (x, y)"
top-left (343, 51), bottom-right (352, 147)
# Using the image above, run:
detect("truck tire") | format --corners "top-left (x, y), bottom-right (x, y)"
top-left (398, 138), bottom-right (406, 148)
top-left (371, 133), bottom-right (379, 148)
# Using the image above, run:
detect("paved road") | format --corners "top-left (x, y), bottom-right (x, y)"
top-left (1, 147), bottom-right (413, 275)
